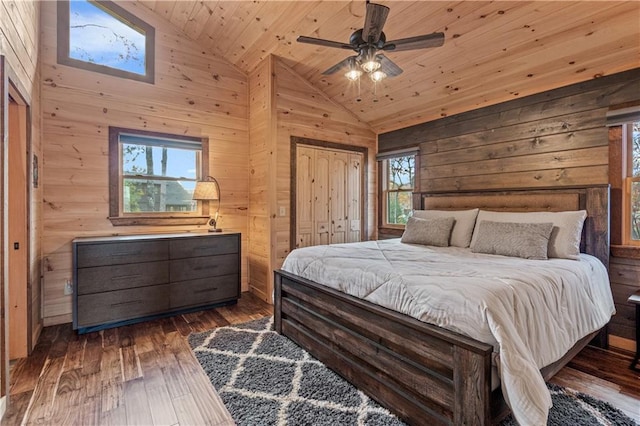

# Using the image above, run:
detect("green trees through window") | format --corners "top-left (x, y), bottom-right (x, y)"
top-left (629, 121), bottom-right (640, 240)
top-left (121, 143), bottom-right (198, 213)
top-left (384, 155), bottom-right (415, 225)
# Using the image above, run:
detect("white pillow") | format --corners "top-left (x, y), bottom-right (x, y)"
top-left (470, 210), bottom-right (587, 260)
top-left (412, 208), bottom-right (479, 248)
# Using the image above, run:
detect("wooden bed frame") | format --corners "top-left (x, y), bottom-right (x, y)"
top-left (274, 186), bottom-right (610, 425)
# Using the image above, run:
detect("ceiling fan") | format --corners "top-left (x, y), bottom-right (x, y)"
top-left (297, 1), bottom-right (445, 82)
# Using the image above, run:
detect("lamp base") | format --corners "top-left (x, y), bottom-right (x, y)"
top-left (207, 217), bottom-right (221, 233)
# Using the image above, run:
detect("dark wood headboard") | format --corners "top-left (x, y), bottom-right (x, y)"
top-left (414, 185), bottom-right (610, 268)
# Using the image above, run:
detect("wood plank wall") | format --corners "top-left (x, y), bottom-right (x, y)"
top-left (39, 1), bottom-right (249, 325)
top-left (379, 68), bottom-right (640, 346)
top-left (0, 0), bottom-right (42, 403)
top-left (247, 55), bottom-right (376, 303)
top-left (248, 57), bottom-right (274, 302)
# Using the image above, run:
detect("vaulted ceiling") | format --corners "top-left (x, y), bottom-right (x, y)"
top-left (139, 1), bottom-right (640, 133)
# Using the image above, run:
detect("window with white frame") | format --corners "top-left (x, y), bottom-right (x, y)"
top-left (109, 127), bottom-right (209, 224)
top-left (381, 154), bottom-right (416, 227)
top-left (57, 0), bottom-right (155, 83)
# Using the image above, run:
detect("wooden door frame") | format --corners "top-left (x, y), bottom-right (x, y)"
top-left (290, 136), bottom-right (368, 252)
top-left (0, 54), bottom-right (8, 414)
top-left (0, 55), bottom-right (34, 405)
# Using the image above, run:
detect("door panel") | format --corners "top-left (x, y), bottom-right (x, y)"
top-left (330, 152), bottom-right (348, 244)
top-left (348, 153), bottom-right (363, 242)
top-left (295, 147), bottom-right (314, 248)
top-left (313, 149), bottom-right (331, 246)
top-left (8, 99), bottom-right (28, 360)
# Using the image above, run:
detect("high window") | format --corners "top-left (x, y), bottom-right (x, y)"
top-left (57, 0), bottom-right (155, 83)
top-left (381, 154), bottom-right (416, 227)
top-left (623, 120), bottom-right (640, 245)
top-left (109, 127), bottom-right (209, 226)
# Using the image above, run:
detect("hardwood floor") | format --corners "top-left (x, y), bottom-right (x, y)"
top-left (3, 293), bottom-right (271, 426)
top-left (2, 292), bottom-right (639, 425)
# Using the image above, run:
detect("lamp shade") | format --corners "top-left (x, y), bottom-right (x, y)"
top-left (192, 178), bottom-right (220, 201)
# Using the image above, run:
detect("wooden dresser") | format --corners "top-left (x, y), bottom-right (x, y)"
top-left (73, 232), bottom-right (240, 333)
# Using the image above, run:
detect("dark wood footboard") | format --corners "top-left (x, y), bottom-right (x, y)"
top-left (274, 269), bottom-right (600, 425)
top-left (275, 269), bottom-right (494, 425)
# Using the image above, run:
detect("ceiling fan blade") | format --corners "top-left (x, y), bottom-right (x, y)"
top-left (296, 36), bottom-right (353, 50)
top-left (362, 2), bottom-right (390, 44)
top-left (322, 56), bottom-right (358, 75)
top-left (382, 32), bottom-right (445, 52)
top-left (377, 54), bottom-right (403, 77)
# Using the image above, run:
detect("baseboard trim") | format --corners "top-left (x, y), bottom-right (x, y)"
top-left (43, 313), bottom-right (72, 327)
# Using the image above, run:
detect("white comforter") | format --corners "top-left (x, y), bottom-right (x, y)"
top-left (281, 239), bottom-right (615, 426)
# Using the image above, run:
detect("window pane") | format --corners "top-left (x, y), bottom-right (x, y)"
top-left (122, 144), bottom-right (197, 179)
top-left (633, 121), bottom-right (640, 177)
top-left (387, 191), bottom-right (413, 225)
top-left (387, 156), bottom-right (415, 190)
top-left (119, 132), bottom-right (201, 215)
top-left (384, 155), bottom-right (415, 226)
top-left (123, 178), bottom-right (197, 213)
top-left (631, 180), bottom-right (640, 240)
top-left (69, 0), bottom-right (146, 75)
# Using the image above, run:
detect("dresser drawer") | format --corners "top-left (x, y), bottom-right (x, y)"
top-left (170, 254), bottom-right (239, 281)
top-left (169, 235), bottom-right (238, 259)
top-left (76, 285), bottom-right (170, 327)
top-left (170, 275), bottom-right (239, 309)
top-left (77, 240), bottom-right (168, 268)
top-left (77, 261), bottom-right (169, 295)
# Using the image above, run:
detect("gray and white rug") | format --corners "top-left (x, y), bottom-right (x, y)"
top-left (189, 317), bottom-right (637, 426)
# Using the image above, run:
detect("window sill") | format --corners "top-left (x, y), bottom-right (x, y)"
top-left (611, 245), bottom-right (640, 259)
top-left (378, 227), bottom-right (404, 238)
top-left (109, 216), bottom-right (210, 226)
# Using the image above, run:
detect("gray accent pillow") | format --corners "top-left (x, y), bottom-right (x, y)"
top-left (401, 216), bottom-right (455, 247)
top-left (470, 221), bottom-right (554, 260)
top-left (470, 210), bottom-right (587, 259)
top-left (412, 208), bottom-right (479, 248)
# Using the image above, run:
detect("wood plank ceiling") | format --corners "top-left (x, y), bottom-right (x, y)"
top-left (139, 1), bottom-right (640, 133)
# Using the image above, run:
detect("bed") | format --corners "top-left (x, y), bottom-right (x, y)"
top-left (274, 186), bottom-right (612, 426)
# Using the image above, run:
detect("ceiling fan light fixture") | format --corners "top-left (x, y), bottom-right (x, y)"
top-left (370, 70), bottom-right (386, 82)
top-left (361, 59), bottom-right (381, 73)
top-left (297, 2), bottom-right (445, 95)
top-left (345, 68), bottom-right (363, 81)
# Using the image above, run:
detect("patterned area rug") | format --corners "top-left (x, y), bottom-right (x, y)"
top-left (189, 317), bottom-right (637, 426)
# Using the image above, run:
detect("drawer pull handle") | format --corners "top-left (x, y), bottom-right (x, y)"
top-left (111, 274), bottom-right (141, 281)
top-left (110, 251), bottom-right (140, 257)
top-left (111, 300), bottom-right (143, 307)
top-left (194, 287), bottom-right (218, 294)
